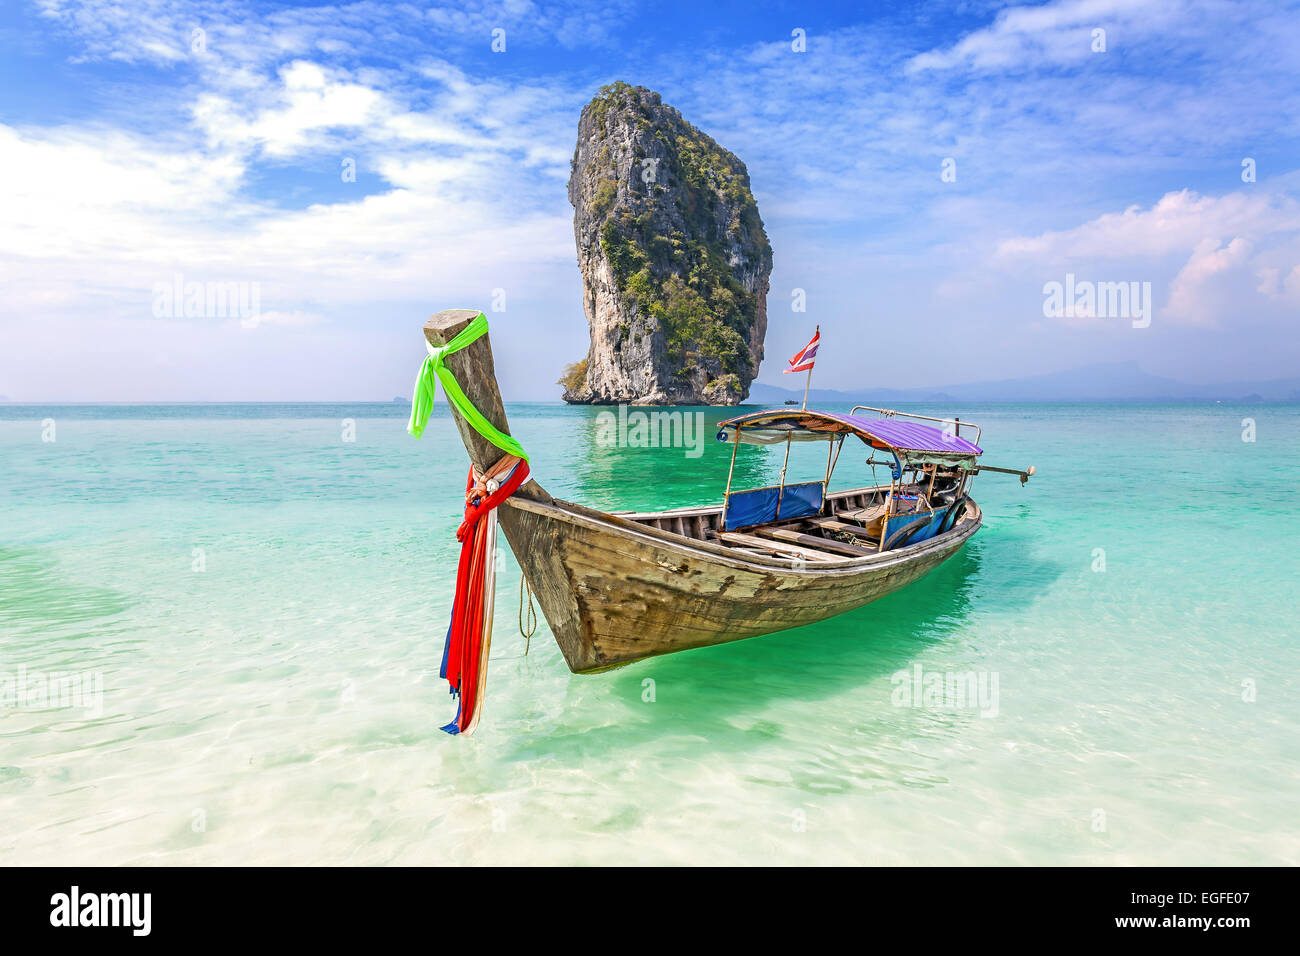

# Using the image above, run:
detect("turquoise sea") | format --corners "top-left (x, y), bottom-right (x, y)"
top-left (1, 401), bottom-right (1296, 865)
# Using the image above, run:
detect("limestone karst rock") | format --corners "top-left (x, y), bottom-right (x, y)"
top-left (561, 82), bottom-right (772, 405)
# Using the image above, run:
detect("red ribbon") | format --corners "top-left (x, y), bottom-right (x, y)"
top-left (443, 458), bottom-right (530, 734)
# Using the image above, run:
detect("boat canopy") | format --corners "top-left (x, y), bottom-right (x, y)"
top-left (716, 409), bottom-right (982, 463)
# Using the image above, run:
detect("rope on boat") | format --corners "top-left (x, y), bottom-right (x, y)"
top-left (867, 458), bottom-right (883, 506)
top-left (518, 573), bottom-right (537, 655)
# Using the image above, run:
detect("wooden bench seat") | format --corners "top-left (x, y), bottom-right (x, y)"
top-left (755, 526), bottom-right (877, 558)
top-left (835, 503), bottom-right (887, 523)
top-left (717, 531), bottom-right (847, 564)
top-left (808, 517), bottom-right (875, 536)
top-left (805, 518), bottom-right (880, 549)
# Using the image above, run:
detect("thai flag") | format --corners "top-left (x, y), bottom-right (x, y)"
top-left (784, 329), bottom-right (820, 374)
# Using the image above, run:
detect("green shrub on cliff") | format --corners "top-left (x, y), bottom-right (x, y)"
top-left (557, 358), bottom-right (588, 393)
top-left (591, 179), bottom-right (617, 217)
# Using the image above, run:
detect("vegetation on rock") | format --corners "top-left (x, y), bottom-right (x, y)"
top-left (557, 358), bottom-right (589, 394)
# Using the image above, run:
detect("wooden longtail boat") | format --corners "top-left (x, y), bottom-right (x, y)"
top-left (425, 309), bottom-right (1033, 674)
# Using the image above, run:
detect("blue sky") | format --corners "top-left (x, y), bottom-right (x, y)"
top-left (2, 0), bottom-right (1299, 401)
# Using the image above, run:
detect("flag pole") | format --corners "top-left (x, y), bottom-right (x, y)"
top-left (779, 325), bottom-right (817, 517)
top-left (800, 324), bottom-right (818, 411)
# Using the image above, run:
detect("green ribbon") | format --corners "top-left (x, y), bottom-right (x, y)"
top-left (407, 312), bottom-right (529, 462)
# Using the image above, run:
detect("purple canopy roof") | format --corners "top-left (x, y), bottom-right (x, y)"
top-left (716, 409), bottom-right (982, 457)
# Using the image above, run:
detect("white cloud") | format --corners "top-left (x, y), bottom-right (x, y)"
top-left (909, 0), bottom-right (1186, 73)
top-left (996, 190), bottom-right (1300, 261)
top-left (1256, 265), bottom-right (1300, 305)
top-left (0, 117), bottom-right (574, 303)
top-left (36, 0), bottom-right (197, 64)
top-left (1166, 236), bottom-right (1253, 326)
top-left (194, 60), bottom-right (389, 156)
top-left (995, 190), bottom-right (1300, 328)
top-left (0, 124), bottom-right (248, 262)
top-left (4, 2), bottom-right (594, 321)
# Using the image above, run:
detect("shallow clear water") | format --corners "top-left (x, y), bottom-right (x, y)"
top-left (1, 401), bottom-right (1296, 865)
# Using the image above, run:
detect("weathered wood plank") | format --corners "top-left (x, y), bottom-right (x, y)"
top-left (757, 526), bottom-right (877, 557)
top-left (807, 517), bottom-right (877, 538)
top-left (718, 531), bottom-right (849, 564)
top-left (836, 504), bottom-right (887, 523)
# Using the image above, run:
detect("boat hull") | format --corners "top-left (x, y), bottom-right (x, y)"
top-left (498, 493), bottom-right (982, 673)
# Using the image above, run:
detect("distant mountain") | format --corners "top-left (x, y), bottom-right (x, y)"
top-left (748, 362), bottom-right (1300, 404)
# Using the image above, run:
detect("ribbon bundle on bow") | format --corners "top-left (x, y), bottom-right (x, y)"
top-left (408, 313), bottom-right (530, 735)
top-left (438, 454), bottom-right (529, 735)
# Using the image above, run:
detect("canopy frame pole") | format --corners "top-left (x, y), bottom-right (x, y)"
top-left (721, 424), bottom-right (742, 531)
top-left (769, 434), bottom-right (790, 522)
top-left (776, 429), bottom-right (793, 517)
top-left (881, 449), bottom-right (901, 553)
top-left (823, 433), bottom-right (843, 500)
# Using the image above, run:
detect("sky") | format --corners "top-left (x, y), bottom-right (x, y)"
top-left (1, 0), bottom-right (1298, 401)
